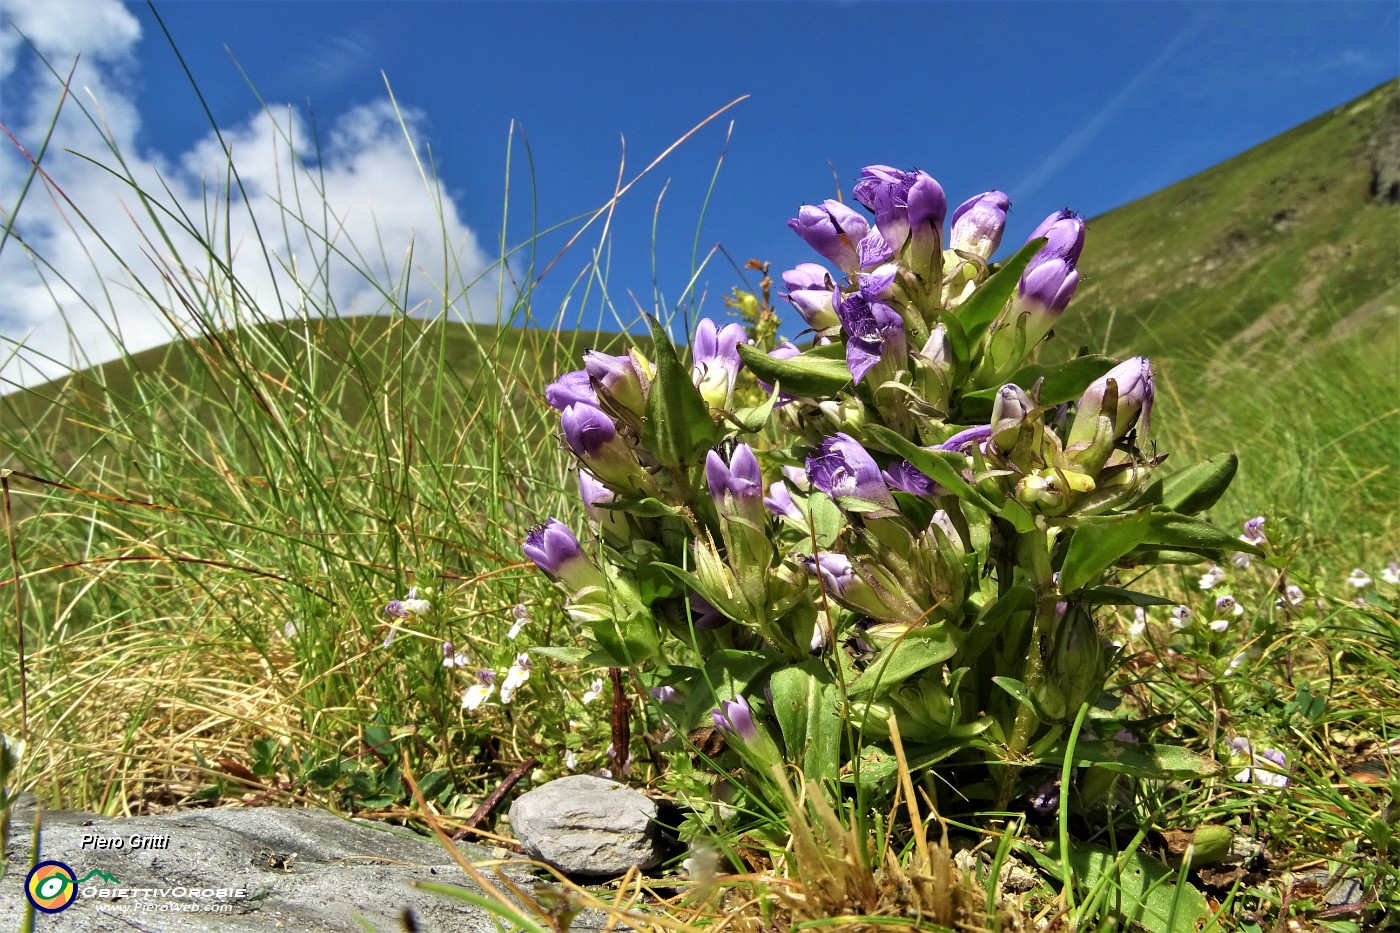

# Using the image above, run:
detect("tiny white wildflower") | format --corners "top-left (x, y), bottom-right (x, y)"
top-left (1382, 561), bottom-right (1400, 586)
top-left (461, 682), bottom-right (495, 710)
top-left (508, 604), bottom-right (529, 640)
top-left (282, 619), bottom-right (299, 640)
top-left (1231, 550), bottom-right (1252, 569)
top-left (581, 678), bottom-right (605, 704)
top-left (1128, 607), bottom-right (1148, 639)
top-left (1209, 619), bottom-right (1231, 634)
top-left (564, 750), bottom-right (579, 770)
top-left (1170, 605), bottom-right (1192, 629)
top-left (500, 653), bottom-right (533, 704)
top-left (442, 642), bottom-right (470, 668)
top-left (1198, 564), bottom-right (1226, 590)
top-left (1347, 568), bottom-right (1372, 590)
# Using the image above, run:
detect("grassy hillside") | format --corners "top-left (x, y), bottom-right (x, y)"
top-left (1060, 78), bottom-right (1400, 562)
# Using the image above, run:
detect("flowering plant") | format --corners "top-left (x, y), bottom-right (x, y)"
top-left (524, 163), bottom-right (1256, 817)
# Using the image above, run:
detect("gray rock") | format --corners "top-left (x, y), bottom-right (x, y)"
top-left (0, 802), bottom-right (543, 932)
top-left (508, 775), bottom-right (665, 876)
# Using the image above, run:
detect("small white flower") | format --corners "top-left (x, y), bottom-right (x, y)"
top-left (1199, 564), bottom-right (1226, 590)
top-left (564, 750), bottom-right (579, 770)
top-left (1231, 550), bottom-right (1252, 569)
top-left (1225, 651), bottom-right (1246, 672)
top-left (442, 642), bottom-right (470, 668)
top-left (1282, 584), bottom-right (1305, 606)
top-left (1347, 568), bottom-right (1373, 590)
top-left (1128, 607), bottom-right (1148, 639)
top-left (462, 683), bottom-right (494, 710)
top-left (1170, 605), bottom-right (1192, 629)
top-left (500, 653), bottom-right (533, 704)
top-left (1209, 619), bottom-right (1231, 634)
top-left (581, 678), bottom-right (605, 704)
top-left (508, 604), bottom-right (529, 640)
top-left (1215, 595), bottom-right (1244, 617)
top-left (282, 619), bottom-right (299, 640)
top-left (1381, 561), bottom-right (1400, 586)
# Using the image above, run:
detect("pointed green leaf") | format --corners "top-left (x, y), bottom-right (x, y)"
top-left (730, 380), bottom-right (782, 431)
top-left (769, 660), bottom-right (842, 783)
top-left (956, 237), bottom-right (1046, 343)
top-left (1145, 511), bottom-right (1263, 556)
top-left (1069, 741), bottom-right (1222, 779)
top-left (1058, 509), bottom-right (1154, 592)
top-left (736, 341), bottom-right (853, 398)
top-left (848, 624), bottom-right (959, 698)
top-left (1079, 586), bottom-right (1176, 607)
top-left (1131, 453), bottom-right (1238, 514)
top-left (642, 313), bottom-right (717, 470)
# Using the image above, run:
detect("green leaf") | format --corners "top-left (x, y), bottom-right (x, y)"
top-left (1131, 453), bottom-right (1239, 514)
top-left (769, 660), bottom-right (842, 783)
top-left (529, 646), bottom-right (590, 664)
top-left (306, 758), bottom-right (342, 788)
top-left (956, 238), bottom-right (1046, 343)
top-left (730, 380), bottom-right (782, 431)
top-left (961, 355), bottom-right (1118, 420)
top-left (864, 424), bottom-right (1001, 514)
top-left (588, 611), bottom-right (661, 666)
top-left (892, 491), bottom-right (936, 531)
top-left (848, 624), bottom-right (960, 698)
top-left (1145, 511), bottom-right (1263, 556)
top-left (992, 676), bottom-right (1047, 721)
top-left (1069, 741), bottom-right (1222, 780)
top-left (807, 492), bottom-right (845, 550)
top-left (641, 313), bottom-right (717, 470)
top-left (1079, 586), bottom-right (1176, 607)
top-left (1058, 509), bottom-right (1154, 592)
top-left (736, 341), bottom-right (853, 398)
top-left (1038, 839), bottom-right (1218, 933)
top-left (417, 767), bottom-right (453, 802)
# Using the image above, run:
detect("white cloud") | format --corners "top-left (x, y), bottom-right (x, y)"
top-left (0, 0), bottom-right (499, 389)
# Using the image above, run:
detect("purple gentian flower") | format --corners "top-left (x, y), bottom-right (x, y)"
top-left (1003, 210), bottom-right (1086, 349)
top-left (523, 518), bottom-right (605, 592)
top-left (583, 350), bottom-right (647, 419)
top-left (561, 402), bottom-right (650, 490)
top-left (780, 264), bottom-right (841, 330)
top-left (649, 685), bottom-right (682, 704)
top-left (949, 190), bottom-right (1011, 262)
top-left (787, 199), bottom-right (869, 274)
top-left (705, 443), bottom-right (765, 524)
top-left (711, 696), bottom-right (759, 742)
top-left (857, 228), bottom-right (894, 269)
top-left (805, 551), bottom-right (857, 598)
top-left (806, 433), bottom-right (898, 512)
top-left (545, 369), bottom-right (598, 411)
top-left (834, 292), bottom-right (907, 385)
top-left (882, 460), bottom-right (935, 496)
top-left (852, 166), bottom-right (946, 269)
top-left (764, 481), bottom-right (805, 522)
top-left (938, 425), bottom-right (993, 454)
top-left (688, 592), bottom-right (729, 631)
top-left (1069, 356), bottom-right (1154, 448)
top-left (692, 317), bottom-right (748, 408)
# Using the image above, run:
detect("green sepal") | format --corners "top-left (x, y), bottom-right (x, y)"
top-left (736, 341), bottom-right (853, 398)
top-left (956, 237), bottom-right (1045, 344)
top-left (769, 660), bottom-right (842, 786)
top-left (1057, 508), bottom-right (1154, 593)
top-left (891, 491), bottom-right (936, 531)
top-left (641, 313), bottom-right (718, 470)
top-left (1130, 452), bottom-right (1238, 514)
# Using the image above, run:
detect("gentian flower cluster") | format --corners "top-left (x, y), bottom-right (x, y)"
top-left (522, 161), bottom-right (1252, 814)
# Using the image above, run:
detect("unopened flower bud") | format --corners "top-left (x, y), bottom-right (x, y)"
top-left (523, 519), bottom-right (606, 594)
top-left (781, 264), bottom-right (841, 331)
top-left (948, 190), bottom-right (1010, 262)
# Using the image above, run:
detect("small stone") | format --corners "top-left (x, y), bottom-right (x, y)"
top-left (508, 775), bottom-right (664, 876)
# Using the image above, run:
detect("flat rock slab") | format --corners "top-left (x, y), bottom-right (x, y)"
top-left (1, 801), bottom-right (544, 932)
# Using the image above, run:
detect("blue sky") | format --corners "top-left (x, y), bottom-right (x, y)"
top-left (1, 1), bottom-right (1396, 385)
